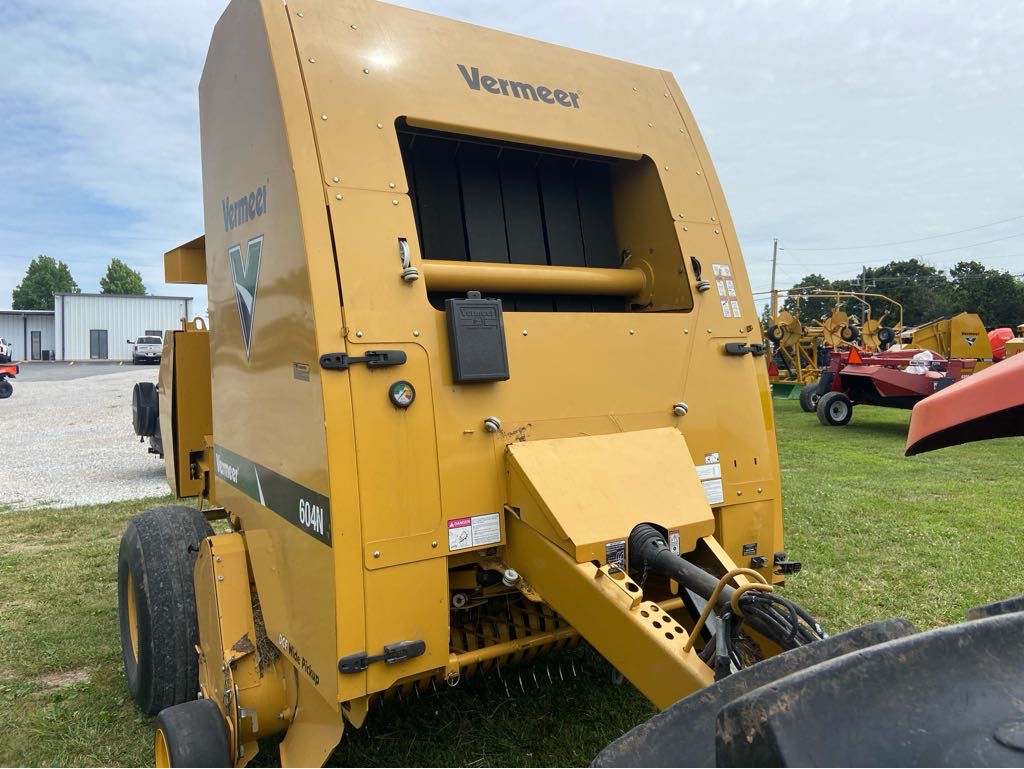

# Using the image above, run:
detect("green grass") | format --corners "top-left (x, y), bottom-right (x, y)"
top-left (1, 402), bottom-right (1022, 766)
top-left (0, 496), bottom-right (178, 766)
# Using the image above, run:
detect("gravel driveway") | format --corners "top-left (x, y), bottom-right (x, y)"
top-left (0, 367), bottom-right (168, 509)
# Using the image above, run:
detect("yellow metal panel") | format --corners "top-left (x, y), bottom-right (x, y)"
top-left (362, 558), bottom-right (449, 695)
top-left (163, 235), bottom-right (207, 285)
top-left (171, 323), bottom-right (212, 498)
top-left (289, 1), bottom-right (701, 196)
top-left (350, 346), bottom-right (442, 549)
top-left (949, 312), bottom-right (993, 360)
top-left (202, 0), bottom-right (344, 718)
top-left (507, 428), bottom-right (715, 563)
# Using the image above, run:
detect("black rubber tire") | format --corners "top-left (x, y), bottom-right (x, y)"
top-left (154, 699), bottom-right (232, 767)
top-left (799, 381), bottom-right (821, 413)
top-left (0, 380), bottom-right (11, 399)
top-left (840, 325), bottom-right (860, 342)
top-left (132, 382), bottom-right (159, 437)
top-left (877, 326), bottom-right (895, 345)
top-left (816, 391), bottom-right (853, 426)
top-left (118, 506), bottom-right (213, 715)
top-left (767, 324), bottom-right (785, 343)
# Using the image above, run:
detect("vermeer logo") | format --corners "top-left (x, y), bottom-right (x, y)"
top-left (228, 235), bottom-right (263, 357)
top-left (457, 64), bottom-right (581, 108)
top-left (215, 453), bottom-right (239, 483)
top-left (222, 184), bottom-right (267, 232)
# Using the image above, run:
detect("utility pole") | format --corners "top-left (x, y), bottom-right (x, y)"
top-left (770, 238), bottom-right (779, 318)
top-left (770, 237), bottom-right (778, 315)
top-left (860, 265), bottom-right (868, 322)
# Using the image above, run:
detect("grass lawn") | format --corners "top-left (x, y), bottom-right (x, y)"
top-left (1, 400), bottom-right (1021, 766)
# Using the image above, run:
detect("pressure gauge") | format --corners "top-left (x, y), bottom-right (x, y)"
top-left (388, 380), bottom-right (415, 408)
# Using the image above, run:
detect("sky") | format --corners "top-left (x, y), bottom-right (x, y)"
top-left (1, 0), bottom-right (1022, 315)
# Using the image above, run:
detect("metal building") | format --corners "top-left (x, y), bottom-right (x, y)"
top-left (53, 293), bottom-right (193, 361)
top-left (0, 309), bottom-right (56, 360)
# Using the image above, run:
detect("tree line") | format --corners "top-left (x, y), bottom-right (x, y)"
top-left (769, 259), bottom-right (1024, 329)
top-left (11, 255), bottom-right (147, 310)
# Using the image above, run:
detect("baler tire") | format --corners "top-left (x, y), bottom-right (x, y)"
top-left (767, 324), bottom-right (785, 343)
top-left (877, 326), bottom-right (895, 346)
top-left (154, 699), bottom-right (232, 768)
top-left (132, 382), bottom-right (159, 437)
top-left (816, 391), bottom-right (853, 426)
top-left (798, 381), bottom-right (821, 413)
top-left (0, 380), bottom-right (12, 399)
top-left (118, 506), bottom-right (213, 715)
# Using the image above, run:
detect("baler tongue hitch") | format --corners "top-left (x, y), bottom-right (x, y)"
top-left (628, 524), bottom-right (826, 657)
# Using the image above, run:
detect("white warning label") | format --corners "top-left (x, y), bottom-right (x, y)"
top-left (730, 299), bottom-right (742, 318)
top-left (713, 263), bottom-right (732, 278)
top-left (701, 478), bottom-right (725, 505)
top-left (447, 512), bottom-right (502, 551)
top-left (669, 530), bottom-right (681, 555)
top-left (696, 463), bottom-right (722, 481)
top-left (696, 454), bottom-right (724, 505)
top-left (721, 299), bottom-right (732, 318)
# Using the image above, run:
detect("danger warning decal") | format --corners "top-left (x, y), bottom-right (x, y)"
top-left (448, 513), bottom-right (502, 551)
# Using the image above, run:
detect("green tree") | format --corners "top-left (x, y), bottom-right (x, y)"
top-left (861, 259), bottom-right (952, 326)
top-left (100, 258), bottom-right (146, 295)
top-left (947, 261), bottom-right (1024, 327)
top-left (12, 255), bottom-right (80, 310)
top-left (781, 273), bottom-right (842, 323)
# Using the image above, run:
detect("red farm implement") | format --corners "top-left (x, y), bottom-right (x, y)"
top-left (0, 363), bottom-right (18, 399)
top-left (803, 348), bottom-right (976, 426)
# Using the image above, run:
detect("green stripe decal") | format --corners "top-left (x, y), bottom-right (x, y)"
top-left (214, 444), bottom-right (332, 546)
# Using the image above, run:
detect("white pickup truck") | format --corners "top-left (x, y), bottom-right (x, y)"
top-left (128, 335), bottom-right (163, 365)
top-left (0, 337), bottom-right (12, 363)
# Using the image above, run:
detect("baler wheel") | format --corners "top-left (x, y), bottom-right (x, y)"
top-left (767, 324), bottom-right (785, 343)
top-left (154, 699), bottom-right (231, 768)
top-left (840, 325), bottom-right (860, 342)
top-left (798, 381), bottom-right (821, 413)
top-left (132, 382), bottom-right (159, 437)
top-left (0, 380), bottom-right (11, 399)
top-left (118, 506), bottom-right (213, 714)
top-left (817, 391), bottom-right (853, 426)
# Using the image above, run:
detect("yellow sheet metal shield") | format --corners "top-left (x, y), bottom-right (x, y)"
top-left (507, 427), bottom-right (715, 563)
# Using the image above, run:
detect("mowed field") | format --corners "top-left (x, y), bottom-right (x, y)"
top-left (1, 400), bottom-right (1021, 766)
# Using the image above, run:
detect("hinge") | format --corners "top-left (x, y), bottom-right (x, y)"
top-left (319, 350), bottom-right (407, 370)
top-left (338, 640), bottom-right (426, 674)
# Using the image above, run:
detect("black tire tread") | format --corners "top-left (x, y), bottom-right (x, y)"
top-left (816, 391), bottom-right (853, 426)
top-left (798, 381), bottom-right (820, 413)
top-left (118, 505), bottom-right (213, 714)
top-left (156, 699), bottom-right (232, 767)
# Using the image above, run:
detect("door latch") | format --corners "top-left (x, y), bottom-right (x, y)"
top-left (320, 350), bottom-right (407, 370)
top-left (338, 640), bottom-right (426, 673)
top-left (723, 342), bottom-right (765, 357)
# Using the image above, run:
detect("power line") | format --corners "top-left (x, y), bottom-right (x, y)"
top-left (782, 212), bottom-right (1024, 252)
top-left (782, 232), bottom-right (1024, 267)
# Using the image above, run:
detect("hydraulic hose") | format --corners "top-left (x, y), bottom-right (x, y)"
top-left (628, 524), bottom-right (825, 653)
